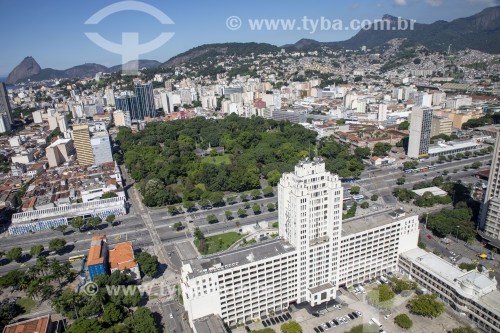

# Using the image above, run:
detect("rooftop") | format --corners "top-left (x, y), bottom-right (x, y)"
top-left (87, 235), bottom-right (107, 266)
top-left (341, 209), bottom-right (414, 236)
top-left (109, 241), bottom-right (137, 271)
top-left (185, 239), bottom-right (295, 278)
top-left (2, 314), bottom-right (51, 333)
top-left (193, 314), bottom-right (227, 333)
top-left (412, 186), bottom-right (448, 197)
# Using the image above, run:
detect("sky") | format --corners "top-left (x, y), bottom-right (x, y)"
top-left (0, 0), bottom-right (498, 75)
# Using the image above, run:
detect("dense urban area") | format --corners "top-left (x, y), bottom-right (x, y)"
top-left (0, 5), bottom-right (500, 333)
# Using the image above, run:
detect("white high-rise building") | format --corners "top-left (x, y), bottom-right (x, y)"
top-left (416, 93), bottom-right (432, 107)
top-left (480, 132), bottom-right (500, 241)
top-left (408, 107), bottom-right (433, 158)
top-left (378, 104), bottom-right (387, 122)
top-left (278, 159), bottom-right (342, 304)
top-left (181, 159), bottom-right (420, 331)
top-left (105, 88), bottom-right (115, 107)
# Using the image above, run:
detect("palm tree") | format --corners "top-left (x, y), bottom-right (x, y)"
top-left (36, 256), bottom-right (48, 276)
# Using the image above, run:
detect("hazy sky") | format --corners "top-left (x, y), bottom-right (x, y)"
top-left (1, 0), bottom-right (498, 75)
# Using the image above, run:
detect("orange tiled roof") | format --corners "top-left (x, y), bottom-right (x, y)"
top-left (109, 241), bottom-right (137, 271)
top-left (3, 314), bottom-right (50, 333)
top-left (86, 235), bottom-right (107, 266)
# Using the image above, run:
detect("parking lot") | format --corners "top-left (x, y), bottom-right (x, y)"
top-left (232, 280), bottom-right (477, 333)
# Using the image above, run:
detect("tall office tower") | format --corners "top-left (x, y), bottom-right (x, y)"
top-left (480, 133), bottom-right (500, 241)
top-left (134, 83), bottom-right (156, 119)
top-left (407, 107), bottom-right (433, 158)
top-left (72, 124), bottom-right (95, 166)
top-left (279, 158), bottom-right (343, 305)
top-left (115, 95), bottom-right (139, 120)
top-left (0, 82), bottom-right (13, 130)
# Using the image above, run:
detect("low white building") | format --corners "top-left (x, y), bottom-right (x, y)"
top-left (399, 248), bottom-right (499, 333)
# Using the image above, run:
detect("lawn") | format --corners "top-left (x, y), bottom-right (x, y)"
top-left (17, 297), bottom-right (35, 314)
top-left (194, 232), bottom-right (243, 255)
top-left (201, 154), bottom-right (232, 166)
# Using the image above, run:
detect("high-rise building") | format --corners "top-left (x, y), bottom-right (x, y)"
top-left (135, 83), bottom-right (156, 119)
top-left (480, 132), bottom-right (500, 242)
top-left (115, 95), bottom-right (139, 120)
top-left (45, 138), bottom-right (75, 168)
top-left (0, 82), bottom-right (13, 128)
top-left (181, 159), bottom-right (419, 329)
top-left (72, 124), bottom-right (95, 166)
top-left (278, 160), bottom-right (342, 304)
top-left (105, 88), bottom-right (115, 107)
top-left (408, 107), bottom-right (433, 158)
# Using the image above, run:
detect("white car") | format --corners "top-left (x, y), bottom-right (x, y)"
top-left (356, 311), bottom-right (362, 317)
top-left (169, 313), bottom-right (173, 319)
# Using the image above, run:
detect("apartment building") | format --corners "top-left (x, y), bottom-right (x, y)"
top-left (408, 107), bottom-right (433, 158)
top-left (399, 248), bottom-right (499, 333)
top-left (72, 124), bottom-right (94, 166)
top-left (431, 116), bottom-right (453, 137)
top-left (181, 159), bottom-right (420, 329)
top-left (480, 131), bottom-right (500, 243)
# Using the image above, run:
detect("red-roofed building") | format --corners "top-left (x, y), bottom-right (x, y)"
top-left (86, 235), bottom-right (109, 281)
top-left (109, 241), bottom-right (140, 279)
top-left (2, 314), bottom-right (59, 333)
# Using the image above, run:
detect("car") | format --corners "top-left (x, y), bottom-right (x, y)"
top-left (318, 326), bottom-right (325, 332)
top-left (332, 319), bottom-right (339, 325)
top-left (314, 328), bottom-right (320, 333)
top-left (245, 326), bottom-right (251, 332)
top-left (277, 315), bottom-right (284, 322)
top-left (356, 311), bottom-right (362, 316)
top-left (312, 312), bottom-right (320, 317)
top-left (266, 319), bottom-right (271, 326)
top-left (20, 263), bottom-right (27, 267)
top-left (263, 321), bottom-right (268, 327)
top-left (325, 322), bottom-right (332, 328)
top-left (384, 314), bottom-right (391, 320)
top-left (351, 312), bottom-right (358, 318)
top-left (329, 320), bottom-right (336, 327)
top-left (169, 313), bottom-right (173, 319)
top-left (270, 318), bottom-right (276, 325)
top-left (285, 313), bottom-right (292, 320)
top-left (348, 314), bottom-right (355, 320)
top-left (427, 235), bottom-right (432, 239)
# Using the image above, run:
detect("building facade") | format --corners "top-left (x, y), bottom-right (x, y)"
top-left (399, 248), bottom-right (499, 333)
top-left (72, 124), bottom-right (94, 166)
top-left (91, 131), bottom-right (113, 166)
top-left (480, 132), bottom-right (500, 243)
top-left (135, 83), bottom-right (156, 119)
top-left (113, 110), bottom-right (131, 128)
top-left (181, 159), bottom-right (420, 329)
top-left (45, 138), bottom-right (75, 168)
top-left (0, 82), bottom-right (13, 129)
top-left (431, 116), bottom-right (453, 137)
top-left (408, 107), bottom-right (433, 158)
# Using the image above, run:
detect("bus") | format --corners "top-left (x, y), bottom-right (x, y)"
top-left (371, 317), bottom-right (382, 328)
top-left (69, 254), bottom-right (86, 262)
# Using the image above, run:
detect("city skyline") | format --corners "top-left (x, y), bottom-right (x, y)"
top-left (0, 0), bottom-right (497, 75)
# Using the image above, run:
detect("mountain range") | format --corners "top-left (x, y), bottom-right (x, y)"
top-left (6, 6), bottom-right (500, 84)
top-left (6, 58), bottom-right (161, 85)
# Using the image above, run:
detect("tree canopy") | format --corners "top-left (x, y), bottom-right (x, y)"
top-left (117, 115), bottom-right (319, 206)
top-left (408, 294), bottom-right (445, 318)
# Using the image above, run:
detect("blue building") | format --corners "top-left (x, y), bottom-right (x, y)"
top-left (115, 95), bottom-right (139, 120)
top-left (86, 235), bottom-right (109, 281)
top-left (134, 83), bottom-right (156, 119)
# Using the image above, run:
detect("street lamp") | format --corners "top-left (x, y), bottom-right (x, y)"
top-left (455, 225), bottom-right (460, 242)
